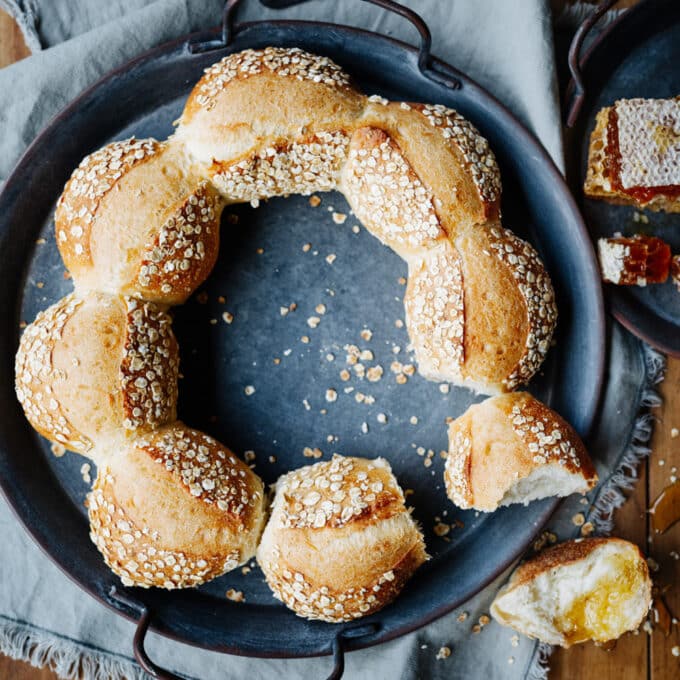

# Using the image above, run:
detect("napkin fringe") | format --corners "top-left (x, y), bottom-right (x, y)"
top-left (0, 617), bottom-right (146, 680)
top-left (524, 343), bottom-right (665, 680)
top-left (589, 344), bottom-right (664, 535)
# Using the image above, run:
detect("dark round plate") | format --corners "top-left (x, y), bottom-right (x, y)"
top-left (0, 19), bottom-right (604, 661)
top-left (571, 0), bottom-right (680, 355)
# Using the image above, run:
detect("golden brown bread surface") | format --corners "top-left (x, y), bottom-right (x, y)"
top-left (491, 538), bottom-right (652, 647)
top-left (88, 422), bottom-right (266, 588)
top-left (444, 392), bottom-right (598, 511)
top-left (257, 455), bottom-right (426, 622)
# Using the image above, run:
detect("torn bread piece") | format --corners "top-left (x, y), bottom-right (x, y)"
top-left (491, 537), bottom-right (652, 647)
top-left (444, 392), bottom-right (597, 512)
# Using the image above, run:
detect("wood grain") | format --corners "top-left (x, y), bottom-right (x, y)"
top-left (0, 3), bottom-right (677, 680)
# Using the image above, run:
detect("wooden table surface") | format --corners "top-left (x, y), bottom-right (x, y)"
top-left (1, 5), bottom-right (679, 679)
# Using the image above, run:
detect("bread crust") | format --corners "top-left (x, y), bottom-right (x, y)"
top-left (15, 292), bottom-right (178, 457)
top-left (444, 392), bottom-right (597, 511)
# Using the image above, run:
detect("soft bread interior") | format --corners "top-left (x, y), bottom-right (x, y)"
top-left (491, 541), bottom-right (651, 647)
top-left (499, 464), bottom-right (592, 507)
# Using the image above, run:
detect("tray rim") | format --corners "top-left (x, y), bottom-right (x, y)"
top-left (0, 17), bottom-right (605, 660)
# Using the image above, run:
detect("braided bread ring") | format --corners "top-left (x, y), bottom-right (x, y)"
top-left (15, 48), bottom-right (556, 609)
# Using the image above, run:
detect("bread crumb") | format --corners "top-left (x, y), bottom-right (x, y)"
top-left (36, 282), bottom-right (44, 289)
top-left (280, 307), bottom-right (289, 316)
top-left (301, 335), bottom-right (310, 344)
top-left (339, 369), bottom-right (350, 381)
top-left (471, 624), bottom-right (481, 634)
top-left (244, 385), bottom-right (256, 396)
top-left (436, 646), bottom-right (451, 660)
top-left (352, 225), bottom-right (360, 234)
top-left (439, 384), bottom-right (450, 394)
top-left (307, 316), bottom-right (320, 329)
top-left (332, 212), bottom-right (347, 224)
top-left (360, 349), bottom-right (374, 361)
top-left (222, 311), bottom-right (234, 324)
top-left (326, 353), bottom-right (335, 362)
top-left (479, 615), bottom-right (490, 626)
top-left (434, 522), bottom-right (450, 537)
top-left (226, 589), bottom-right (245, 603)
top-left (241, 566), bottom-right (251, 575)
top-left (360, 329), bottom-right (373, 341)
top-left (571, 513), bottom-right (585, 526)
top-left (367, 366), bottom-right (383, 382)
top-left (395, 319), bottom-right (404, 328)
top-left (508, 657), bottom-right (515, 665)
top-left (80, 463), bottom-right (91, 484)
top-left (672, 645), bottom-right (680, 656)
top-left (309, 195), bottom-right (321, 207)
top-left (671, 428), bottom-right (679, 438)
top-left (283, 349), bottom-right (292, 356)
top-left (391, 361), bottom-right (403, 374)
top-left (510, 635), bottom-right (519, 647)
top-left (361, 422), bottom-right (369, 434)
top-left (250, 199), bottom-right (260, 208)
top-left (244, 450), bottom-right (256, 462)
top-left (377, 413), bottom-right (388, 424)
top-left (302, 399), bottom-right (311, 411)
top-left (403, 364), bottom-right (416, 376)
top-left (325, 389), bottom-right (338, 403)
top-left (353, 363), bottom-right (366, 378)
top-left (410, 416), bottom-right (419, 425)
top-left (50, 442), bottom-right (66, 458)
top-left (302, 243), bottom-right (312, 252)
top-left (457, 611), bottom-right (468, 622)
top-left (580, 521), bottom-right (595, 537)
top-left (315, 303), bottom-right (326, 315)
top-left (325, 254), bottom-right (336, 265)
top-left (209, 318), bottom-right (217, 325)
top-left (256, 247), bottom-right (264, 255)
top-left (303, 447), bottom-right (323, 459)
top-left (36, 238), bottom-right (46, 245)
top-left (396, 374), bottom-right (408, 385)
top-left (392, 345), bottom-right (401, 354)
top-left (647, 557), bottom-right (660, 572)
top-left (398, 277), bottom-right (407, 285)
top-left (355, 392), bottom-right (365, 403)
top-left (268, 455), bottom-right (276, 463)
top-left (659, 459), bottom-right (665, 466)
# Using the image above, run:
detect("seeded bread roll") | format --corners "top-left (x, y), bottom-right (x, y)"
top-left (491, 538), bottom-right (652, 647)
top-left (88, 422), bottom-right (266, 588)
top-left (444, 393), bottom-right (597, 511)
top-left (176, 47), bottom-right (365, 196)
top-left (584, 98), bottom-right (680, 213)
top-left (56, 138), bottom-right (222, 305)
top-left (15, 292), bottom-right (178, 457)
top-left (257, 455), bottom-right (427, 622)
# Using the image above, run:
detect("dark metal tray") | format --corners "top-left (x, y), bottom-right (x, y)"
top-left (0, 0), bottom-right (604, 673)
top-left (567, 0), bottom-right (680, 356)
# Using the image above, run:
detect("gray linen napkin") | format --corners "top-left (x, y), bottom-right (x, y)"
top-left (0, 1), bottom-right (662, 678)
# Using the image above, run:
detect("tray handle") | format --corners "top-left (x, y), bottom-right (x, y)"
top-left (326, 622), bottom-right (381, 680)
top-left (109, 587), bottom-right (185, 680)
top-left (189, 0), bottom-right (461, 90)
top-left (565, 0), bottom-right (619, 128)
top-left (110, 586), bottom-right (380, 679)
